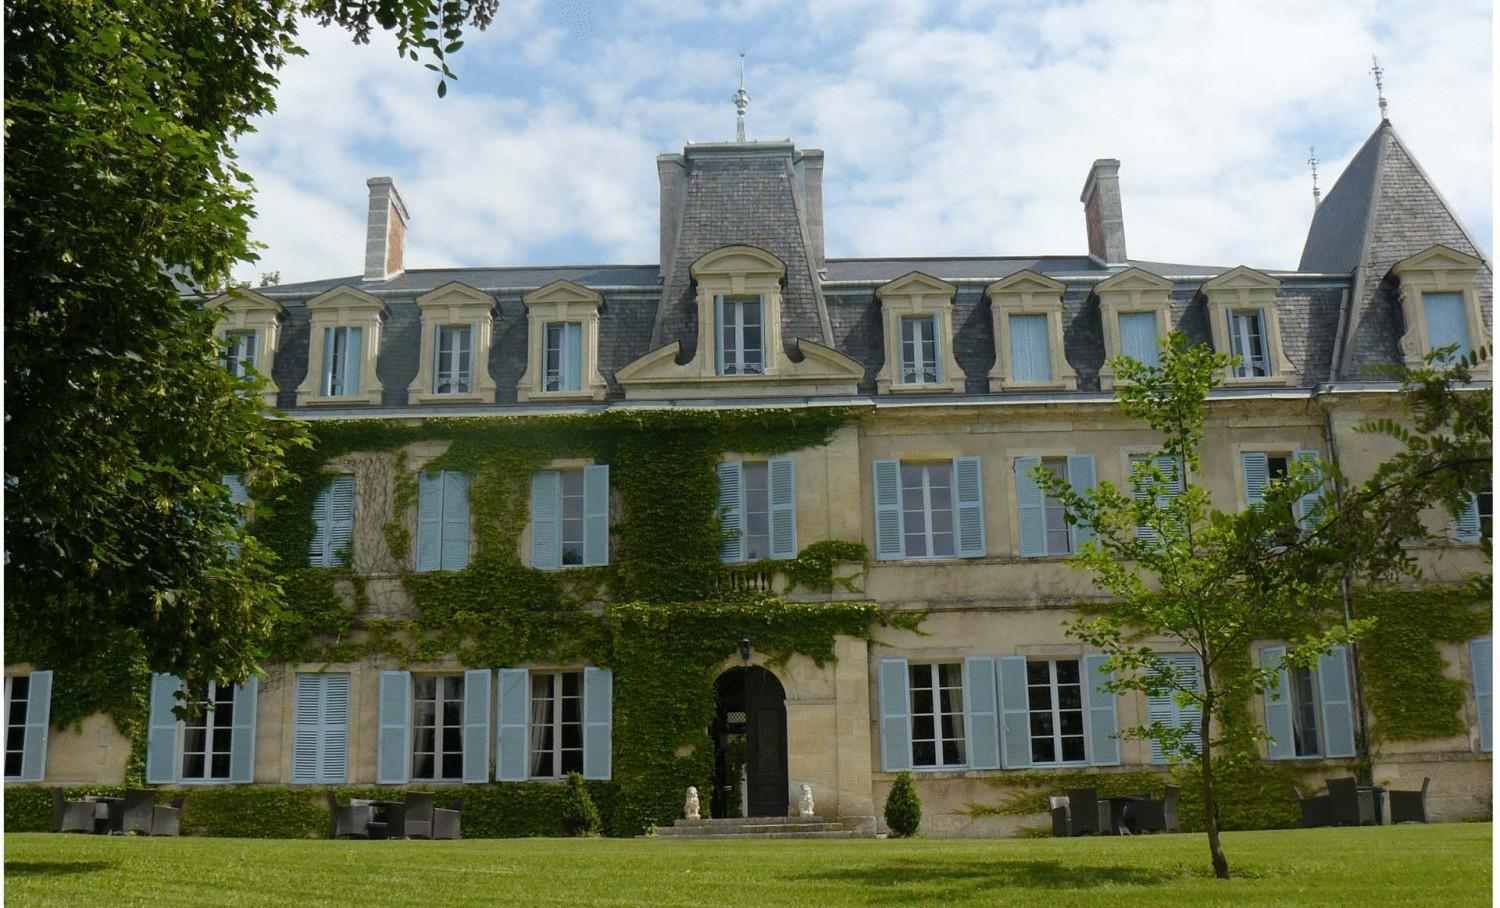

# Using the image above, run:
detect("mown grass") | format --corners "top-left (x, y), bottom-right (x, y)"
top-left (3, 823), bottom-right (1489, 907)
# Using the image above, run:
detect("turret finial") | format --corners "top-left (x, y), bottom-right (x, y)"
top-left (733, 54), bottom-right (750, 143)
top-left (1308, 146), bottom-right (1321, 210)
top-left (1370, 55), bottom-right (1389, 121)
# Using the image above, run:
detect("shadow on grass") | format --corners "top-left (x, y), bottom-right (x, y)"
top-left (5, 861), bottom-right (115, 877)
top-left (799, 858), bottom-right (1178, 902)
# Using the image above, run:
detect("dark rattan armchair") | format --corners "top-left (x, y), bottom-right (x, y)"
top-left (1388, 777), bottom-right (1431, 824)
top-left (1326, 777), bottom-right (1376, 826)
top-left (327, 792), bottom-right (373, 839)
top-left (50, 789), bottom-right (95, 834)
top-left (1292, 784), bottom-right (1332, 828)
top-left (1064, 788), bottom-right (1102, 836)
top-left (1132, 785), bottom-right (1181, 833)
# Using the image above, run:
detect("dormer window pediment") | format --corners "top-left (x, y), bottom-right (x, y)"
top-left (874, 271), bottom-right (965, 394)
top-left (206, 288), bottom-right (286, 406)
top-left (296, 285), bottom-right (388, 406)
top-left (985, 270), bottom-right (1076, 392)
top-left (1391, 244), bottom-right (1491, 375)
top-left (1202, 266), bottom-right (1295, 385)
top-left (1094, 267), bottom-right (1173, 390)
top-left (408, 281), bottom-right (498, 405)
top-left (517, 279), bottom-right (606, 402)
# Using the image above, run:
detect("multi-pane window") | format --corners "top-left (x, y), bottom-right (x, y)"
top-left (909, 663), bottom-right (966, 768)
top-left (1118, 311), bottom-right (1160, 367)
top-left (224, 330), bottom-right (258, 378)
top-left (5, 676), bottom-right (28, 778)
top-left (1423, 291), bottom-right (1471, 362)
top-left (741, 462), bottom-right (771, 560)
top-left (434, 325), bottom-right (472, 394)
top-left (1040, 457), bottom-right (1071, 555)
top-left (181, 682), bottom-right (236, 781)
top-left (412, 675), bottom-right (465, 781)
top-left (718, 296), bottom-right (764, 375)
top-left (1228, 310), bottom-right (1269, 378)
top-left (1008, 313), bottom-right (1052, 383)
top-left (1288, 666), bottom-right (1322, 757)
top-left (1027, 659), bottom-right (1086, 764)
top-left (544, 322), bottom-right (583, 393)
top-left (528, 671), bottom-right (583, 778)
top-left (899, 315), bottom-right (939, 385)
top-left (321, 325), bottom-right (362, 397)
top-left (900, 463), bottom-right (955, 558)
top-left (560, 470), bottom-right (585, 566)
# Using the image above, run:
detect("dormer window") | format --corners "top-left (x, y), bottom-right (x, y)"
top-left (1095, 268), bottom-right (1174, 390)
top-left (874, 271), bottom-right (965, 394)
top-left (408, 282), bottom-right (497, 405)
top-left (1203, 267), bottom-right (1295, 385)
top-left (206, 288), bottom-right (285, 406)
top-left (986, 270), bottom-right (1076, 392)
top-left (296, 286), bottom-right (387, 406)
top-left (518, 280), bottom-right (606, 401)
top-left (717, 296), bottom-right (765, 375)
top-left (1392, 245), bottom-right (1490, 376)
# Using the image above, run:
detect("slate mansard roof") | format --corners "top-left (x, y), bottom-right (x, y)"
top-left (248, 121), bottom-right (1489, 412)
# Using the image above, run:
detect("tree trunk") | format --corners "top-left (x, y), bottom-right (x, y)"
top-left (1199, 688), bottom-right (1230, 879)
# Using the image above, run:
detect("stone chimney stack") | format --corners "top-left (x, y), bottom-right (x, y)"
top-left (656, 155), bottom-right (688, 272)
top-left (1080, 159), bottom-right (1127, 265)
top-left (364, 177), bottom-right (410, 282)
top-left (794, 149), bottom-right (825, 273)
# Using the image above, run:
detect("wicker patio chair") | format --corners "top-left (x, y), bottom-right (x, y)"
top-left (402, 792), bottom-right (437, 839)
top-left (50, 789), bottom-right (95, 834)
top-left (327, 792), bottom-right (373, 839)
top-left (1326, 777), bottom-right (1376, 827)
top-left (150, 797), bottom-right (185, 836)
top-left (1049, 796), bottom-right (1072, 837)
top-left (121, 789), bottom-right (158, 835)
top-left (1064, 788), bottom-right (1102, 836)
top-left (1132, 786), bottom-right (1181, 834)
top-left (434, 798), bottom-right (462, 840)
top-left (1388, 777), bottom-right (1431, 824)
top-left (1292, 784), bottom-right (1332, 828)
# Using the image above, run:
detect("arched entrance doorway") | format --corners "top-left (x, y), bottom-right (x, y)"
top-left (711, 666), bottom-right (788, 818)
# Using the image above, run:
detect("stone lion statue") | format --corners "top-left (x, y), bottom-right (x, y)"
top-left (684, 786), bottom-right (701, 820)
top-left (798, 784), bottom-right (815, 818)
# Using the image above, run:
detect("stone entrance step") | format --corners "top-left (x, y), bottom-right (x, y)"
top-left (649, 815), bottom-right (868, 840)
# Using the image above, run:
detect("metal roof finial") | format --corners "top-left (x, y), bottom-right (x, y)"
top-left (1308, 146), bottom-right (1322, 210)
top-left (1370, 55), bottom-right (1389, 121)
top-left (733, 53), bottom-right (750, 143)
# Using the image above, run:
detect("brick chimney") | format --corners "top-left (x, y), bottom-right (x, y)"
top-left (363, 177), bottom-right (410, 282)
top-left (1080, 159), bottom-right (1127, 265)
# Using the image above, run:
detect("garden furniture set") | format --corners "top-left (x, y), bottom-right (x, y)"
top-left (1050, 786), bottom-right (1180, 836)
top-left (50, 788), bottom-right (183, 836)
top-left (327, 791), bottom-right (462, 839)
top-left (1294, 776), bottom-right (1430, 827)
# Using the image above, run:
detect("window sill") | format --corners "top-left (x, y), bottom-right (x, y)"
top-left (300, 394), bottom-right (380, 406)
top-left (1220, 375), bottom-right (1295, 388)
top-left (873, 555), bottom-right (986, 564)
top-left (409, 391), bottom-right (489, 405)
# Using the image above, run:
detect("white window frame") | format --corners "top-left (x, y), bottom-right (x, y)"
top-left (207, 288), bottom-right (284, 406)
top-left (224, 329), bottom-right (258, 378)
top-left (908, 662), bottom-right (967, 769)
top-left (432, 324), bottom-right (473, 395)
top-left (411, 674), bottom-right (466, 782)
top-left (1038, 457), bottom-right (1073, 556)
top-left (298, 285), bottom-right (387, 406)
top-left (900, 462), bottom-right (956, 559)
top-left (528, 670), bottom-right (584, 779)
top-left (718, 295), bottom-right (765, 376)
top-left (4, 676), bottom-right (28, 780)
top-left (875, 271), bottom-right (966, 394)
top-left (407, 282), bottom-right (497, 404)
top-left (322, 326), bottom-right (356, 397)
top-left (899, 315), bottom-right (939, 385)
top-left (1228, 309), bottom-right (1270, 378)
top-left (544, 322), bottom-right (583, 393)
top-left (180, 682), bottom-right (237, 782)
top-left (559, 469), bottom-right (586, 567)
top-left (1027, 658), bottom-right (1088, 766)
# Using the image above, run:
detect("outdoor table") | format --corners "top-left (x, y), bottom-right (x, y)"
top-left (82, 796), bottom-right (124, 835)
top-left (369, 800), bottom-right (406, 839)
top-left (1100, 796), bottom-right (1143, 835)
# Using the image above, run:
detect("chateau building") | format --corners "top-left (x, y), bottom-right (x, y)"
top-left (7, 109), bottom-right (1491, 837)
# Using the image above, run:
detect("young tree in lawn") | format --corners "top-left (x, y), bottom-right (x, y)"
top-left (1037, 333), bottom-right (1362, 880)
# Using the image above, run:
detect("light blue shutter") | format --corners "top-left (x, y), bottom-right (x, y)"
top-left (769, 457), bottom-right (797, 559)
top-left (1242, 452), bottom-right (1269, 511)
top-left (377, 670), bottom-right (411, 784)
top-left (714, 295), bottom-right (726, 375)
top-left (873, 460), bottom-right (904, 560)
top-left (291, 674), bottom-right (322, 783)
top-left (1009, 313), bottom-right (1052, 382)
top-left (1130, 455), bottom-right (1156, 545)
top-left (228, 676), bottom-right (259, 783)
top-left (225, 475), bottom-right (249, 516)
top-left (564, 322), bottom-right (583, 392)
top-left (877, 659), bottom-right (911, 772)
top-left (1066, 454), bottom-right (1098, 550)
top-left (146, 673), bottom-right (182, 784)
top-left (1293, 450), bottom-right (1322, 532)
top-left (1423, 292), bottom-right (1471, 360)
top-left (321, 327), bottom-right (335, 395)
top-left (1261, 647), bottom-right (1295, 760)
top-left (953, 457), bottom-right (986, 558)
top-left (583, 667), bottom-right (613, 780)
top-left (1015, 457), bottom-right (1046, 557)
top-left (344, 326), bottom-right (363, 396)
top-left (1174, 655), bottom-right (1204, 761)
top-left (530, 471), bottom-right (560, 570)
top-left (717, 462), bottom-right (745, 563)
top-left (1145, 661), bottom-right (1177, 765)
top-left (583, 464), bottom-right (610, 567)
top-left (496, 668), bottom-right (530, 781)
top-left (1119, 312), bottom-right (1160, 366)
top-left (441, 471), bottom-right (471, 570)
top-left (328, 475), bottom-right (355, 565)
top-left (309, 485), bottom-right (331, 566)
top-left (463, 669), bottom-right (492, 783)
top-left (18, 670), bottom-right (52, 782)
top-left (322, 673), bottom-right (350, 783)
top-left (1455, 494), bottom-right (1482, 543)
top-left (997, 656), bottom-right (1032, 769)
top-left (1083, 653), bottom-right (1120, 766)
top-left (415, 472), bottom-right (443, 572)
top-left (1148, 654), bottom-right (1202, 764)
top-left (1318, 646), bottom-right (1356, 758)
top-left (1471, 638), bottom-right (1492, 753)
top-left (963, 657), bottom-right (1000, 770)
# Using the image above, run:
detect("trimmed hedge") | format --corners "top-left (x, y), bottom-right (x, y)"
top-left (4, 782), bottom-right (620, 838)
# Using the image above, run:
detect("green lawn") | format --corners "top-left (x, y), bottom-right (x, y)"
top-left (3, 824), bottom-right (1490, 907)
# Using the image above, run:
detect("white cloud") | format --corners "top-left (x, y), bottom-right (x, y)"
top-left (233, 0), bottom-right (1491, 284)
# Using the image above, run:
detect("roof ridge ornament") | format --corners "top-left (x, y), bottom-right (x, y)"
top-left (1308, 146), bottom-right (1321, 210)
top-left (733, 53), bottom-right (750, 143)
top-left (1370, 55), bottom-right (1389, 122)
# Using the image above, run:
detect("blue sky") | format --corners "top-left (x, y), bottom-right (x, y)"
top-left (234, 0), bottom-right (1493, 283)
